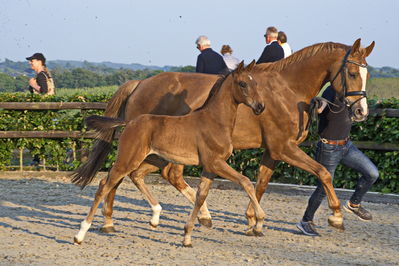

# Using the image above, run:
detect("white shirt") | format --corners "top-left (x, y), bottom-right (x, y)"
top-left (222, 53), bottom-right (240, 71)
top-left (281, 43), bottom-right (292, 58)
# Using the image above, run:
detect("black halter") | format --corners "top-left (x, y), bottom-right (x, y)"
top-left (330, 49), bottom-right (368, 108)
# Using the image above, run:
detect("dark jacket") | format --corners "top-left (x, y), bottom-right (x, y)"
top-left (196, 48), bottom-right (228, 74)
top-left (318, 86), bottom-right (352, 140)
top-left (29, 71), bottom-right (48, 94)
top-left (256, 41), bottom-right (284, 64)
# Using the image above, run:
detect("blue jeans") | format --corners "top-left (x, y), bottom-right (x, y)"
top-left (302, 140), bottom-right (379, 222)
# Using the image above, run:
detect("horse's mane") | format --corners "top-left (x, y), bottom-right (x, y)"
top-left (193, 73), bottom-right (230, 112)
top-left (256, 42), bottom-right (350, 72)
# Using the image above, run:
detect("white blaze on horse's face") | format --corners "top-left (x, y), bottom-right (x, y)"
top-left (359, 66), bottom-right (368, 114)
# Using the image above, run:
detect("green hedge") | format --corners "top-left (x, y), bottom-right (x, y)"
top-left (0, 93), bottom-right (398, 193)
top-left (0, 92), bottom-right (112, 171)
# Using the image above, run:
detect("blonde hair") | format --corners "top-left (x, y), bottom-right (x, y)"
top-left (43, 67), bottom-right (55, 95)
top-left (278, 31), bottom-right (287, 44)
top-left (220, 45), bottom-right (233, 55)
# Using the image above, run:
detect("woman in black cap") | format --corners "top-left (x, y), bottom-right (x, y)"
top-left (26, 53), bottom-right (55, 95)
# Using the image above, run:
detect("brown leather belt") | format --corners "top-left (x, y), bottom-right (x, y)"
top-left (320, 137), bottom-right (349, 145)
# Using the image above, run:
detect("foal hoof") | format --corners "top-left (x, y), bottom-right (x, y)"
top-left (245, 228), bottom-right (264, 237)
top-left (73, 236), bottom-right (82, 245)
top-left (182, 242), bottom-right (193, 248)
top-left (198, 218), bottom-right (213, 228)
top-left (253, 230), bottom-right (265, 237)
top-left (149, 222), bottom-right (158, 229)
top-left (100, 226), bottom-right (117, 233)
top-left (245, 228), bottom-right (256, 236)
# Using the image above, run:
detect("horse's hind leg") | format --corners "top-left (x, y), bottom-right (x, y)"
top-left (128, 162), bottom-right (163, 228)
top-left (100, 178), bottom-right (124, 233)
top-left (245, 151), bottom-right (276, 235)
top-left (101, 163), bottom-right (163, 230)
top-left (100, 155), bottom-right (164, 231)
top-left (162, 163), bottom-right (212, 228)
top-left (74, 164), bottom-right (134, 245)
top-left (74, 127), bottom-right (148, 244)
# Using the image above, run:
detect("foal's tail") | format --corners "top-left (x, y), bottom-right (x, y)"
top-left (71, 80), bottom-right (140, 188)
top-left (86, 115), bottom-right (127, 131)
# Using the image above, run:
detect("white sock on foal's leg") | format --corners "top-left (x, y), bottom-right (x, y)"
top-left (74, 220), bottom-right (91, 244)
top-left (150, 204), bottom-right (162, 227)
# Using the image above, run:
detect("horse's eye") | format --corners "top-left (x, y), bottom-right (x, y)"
top-left (238, 81), bottom-right (247, 88)
top-left (348, 72), bottom-right (357, 78)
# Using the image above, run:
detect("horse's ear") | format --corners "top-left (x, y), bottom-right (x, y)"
top-left (364, 41), bottom-right (375, 57)
top-left (350, 38), bottom-right (361, 55)
top-left (245, 60), bottom-right (256, 72)
top-left (235, 61), bottom-right (244, 74)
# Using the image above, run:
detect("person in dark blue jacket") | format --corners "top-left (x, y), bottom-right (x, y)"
top-left (257, 26), bottom-right (284, 64)
top-left (195, 35), bottom-right (228, 75)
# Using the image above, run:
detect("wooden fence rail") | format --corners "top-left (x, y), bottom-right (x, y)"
top-left (0, 102), bottom-right (107, 110)
top-left (1, 102), bottom-right (398, 116)
top-left (0, 102), bottom-right (398, 152)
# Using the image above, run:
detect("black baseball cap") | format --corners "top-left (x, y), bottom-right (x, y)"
top-left (26, 53), bottom-right (46, 64)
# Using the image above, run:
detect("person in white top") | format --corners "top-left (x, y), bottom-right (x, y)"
top-left (278, 31), bottom-right (293, 58)
top-left (220, 45), bottom-right (240, 71)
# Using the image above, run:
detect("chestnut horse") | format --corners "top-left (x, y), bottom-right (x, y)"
top-left (72, 39), bottom-right (374, 235)
top-left (74, 61), bottom-right (266, 246)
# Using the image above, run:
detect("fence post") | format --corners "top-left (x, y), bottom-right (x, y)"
top-left (72, 141), bottom-right (77, 161)
top-left (19, 147), bottom-right (23, 171)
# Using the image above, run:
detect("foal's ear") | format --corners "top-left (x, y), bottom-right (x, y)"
top-left (350, 38), bottom-right (361, 55)
top-left (364, 41), bottom-right (375, 57)
top-left (235, 61), bottom-right (245, 74)
top-left (245, 60), bottom-right (256, 72)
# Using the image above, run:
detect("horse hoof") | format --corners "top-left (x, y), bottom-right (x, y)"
top-left (182, 242), bottom-right (193, 248)
top-left (328, 215), bottom-right (345, 231)
top-left (149, 222), bottom-right (158, 229)
top-left (328, 220), bottom-right (345, 231)
top-left (254, 230), bottom-right (265, 237)
top-left (100, 226), bottom-right (117, 233)
top-left (245, 228), bottom-right (256, 236)
top-left (198, 218), bottom-right (213, 228)
top-left (73, 236), bottom-right (82, 245)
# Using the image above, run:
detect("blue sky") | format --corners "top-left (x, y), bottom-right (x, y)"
top-left (1, 0), bottom-right (398, 68)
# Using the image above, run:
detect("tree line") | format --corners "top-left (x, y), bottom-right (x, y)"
top-left (0, 65), bottom-right (195, 93)
top-left (0, 56), bottom-right (398, 93)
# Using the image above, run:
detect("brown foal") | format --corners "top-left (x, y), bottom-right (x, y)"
top-left (74, 61), bottom-right (266, 246)
top-left (72, 39), bottom-right (375, 235)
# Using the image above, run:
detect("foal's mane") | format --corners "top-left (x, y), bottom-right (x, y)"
top-left (193, 73), bottom-right (230, 112)
top-left (256, 42), bottom-right (350, 72)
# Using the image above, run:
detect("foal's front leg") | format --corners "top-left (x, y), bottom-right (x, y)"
top-left (212, 160), bottom-right (265, 236)
top-left (183, 174), bottom-right (214, 247)
top-left (245, 151), bottom-right (276, 235)
top-left (162, 163), bottom-right (212, 228)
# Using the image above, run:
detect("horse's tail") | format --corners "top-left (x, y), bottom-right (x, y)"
top-left (86, 115), bottom-right (127, 131)
top-left (71, 80), bottom-right (140, 188)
